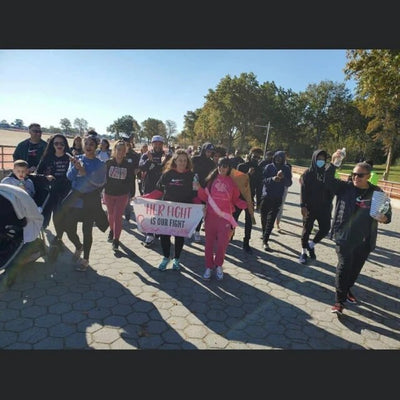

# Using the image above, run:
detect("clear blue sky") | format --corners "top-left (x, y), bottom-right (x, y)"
top-left (0, 49), bottom-right (355, 136)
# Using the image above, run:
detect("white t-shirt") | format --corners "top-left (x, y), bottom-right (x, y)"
top-left (96, 150), bottom-right (111, 162)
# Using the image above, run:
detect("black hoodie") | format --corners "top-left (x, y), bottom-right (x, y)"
top-left (191, 142), bottom-right (216, 187)
top-left (300, 149), bottom-right (334, 210)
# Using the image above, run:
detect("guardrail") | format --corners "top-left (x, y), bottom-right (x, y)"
top-left (291, 165), bottom-right (400, 200)
top-left (0, 145), bottom-right (15, 170)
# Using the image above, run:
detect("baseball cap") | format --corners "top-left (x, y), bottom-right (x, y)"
top-left (151, 135), bottom-right (164, 143)
top-left (120, 133), bottom-right (131, 142)
top-left (205, 143), bottom-right (215, 151)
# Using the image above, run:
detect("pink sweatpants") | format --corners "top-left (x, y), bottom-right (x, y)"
top-left (204, 214), bottom-right (232, 269)
top-left (104, 193), bottom-right (129, 240)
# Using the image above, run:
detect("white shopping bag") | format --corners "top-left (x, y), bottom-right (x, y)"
top-left (370, 190), bottom-right (390, 220)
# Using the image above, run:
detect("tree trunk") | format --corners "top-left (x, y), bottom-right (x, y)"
top-left (383, 144), bottom-right (392, 180)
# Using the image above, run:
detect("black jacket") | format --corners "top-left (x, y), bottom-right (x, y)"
top-left (300, 149), bottom-right (334, 211)
top-left (191, 142), bottom-right (216, 187)
top-left (324, 163), bottom-right (392, 250)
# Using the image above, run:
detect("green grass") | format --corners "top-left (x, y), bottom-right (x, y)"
top-left (335, 163), bottom-right (400, 183)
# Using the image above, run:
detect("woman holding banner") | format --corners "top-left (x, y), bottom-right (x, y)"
top-left (194, 157), bottom-right (248, 281)
top-left (140, 149), bottom-right (199, 271)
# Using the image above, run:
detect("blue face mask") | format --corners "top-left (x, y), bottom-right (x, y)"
top-left (316, 160), bottom-right (325, 168)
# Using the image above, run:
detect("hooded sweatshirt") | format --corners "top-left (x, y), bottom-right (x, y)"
top-left (300, 149), bottom-right (335, 210)
top-left (261, 150), bottom-right (292, 199)
top-left (191, 142), bottom-right (216, 187)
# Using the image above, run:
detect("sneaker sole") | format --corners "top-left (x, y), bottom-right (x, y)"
top-left (75, 266), bottom-right (88, 272)
top-left (346, 299), bottom-right (357, 304)
top-left (331, 308), bottom-right (343, 315)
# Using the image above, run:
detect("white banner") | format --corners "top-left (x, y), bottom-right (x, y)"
top-left (131, 198), bottom-right (204, 238)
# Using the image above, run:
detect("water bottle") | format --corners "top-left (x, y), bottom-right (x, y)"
top-left (333, 147), bottom-right (346, 167)
top-left (192, 173), bottom-right (199, 191)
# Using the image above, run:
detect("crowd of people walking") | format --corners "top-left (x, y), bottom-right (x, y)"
top-left (5, 123), bottom-right (392, 315)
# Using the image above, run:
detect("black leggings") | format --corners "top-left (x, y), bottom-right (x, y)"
top-left (64, 207), bottom-right (94, 261)
top-left (160, 235), bottom-right (185, 259)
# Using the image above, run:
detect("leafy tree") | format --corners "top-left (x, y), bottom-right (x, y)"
top-left (165, 120), bottom-right (177, 145)
top-left (258, 82), bottom-right (306, 155)
top-left (0, 120), bottom-right (10, 128)
top-left (177, 110), bottom-right (200, 148)
top-left (12, 119), bottom-right (24, 128)
top-left (60, 118), bottom-right (72, 134)
top-left (48, 125), bottom-right (61, 134)
top-left (299, 81), bottom-right (353, 151)
top-left (202, 73), bottom-right (262, 153)
top-left (73, 118), bottom-right (88, 135)
top-left (344, 49), bottom-right (400, 180)
top-left (107, 115), bottom-right (140, 140)
top-left (141, 118), bottom-right (167, 143)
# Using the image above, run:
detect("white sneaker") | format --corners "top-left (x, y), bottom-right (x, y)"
top-left (194, 231), bottom-right (201, 242)
top-left (216, 266), bottom-right (224, 281)
top-left (202, 268), bottom-right (212, 280)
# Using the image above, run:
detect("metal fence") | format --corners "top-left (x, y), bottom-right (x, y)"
top-left (0, 145), bottom-right (15, 170)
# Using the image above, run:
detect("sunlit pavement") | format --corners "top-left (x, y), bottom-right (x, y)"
top-left (0, 175), bottom-right (399, 349)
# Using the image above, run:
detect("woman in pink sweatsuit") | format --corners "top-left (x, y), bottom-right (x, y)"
top-left (195, 157), bottom-right (247, 281)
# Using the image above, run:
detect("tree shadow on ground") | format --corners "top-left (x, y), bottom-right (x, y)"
top-left (130, 249), bottom-right (363, 349)
top-left (0, 247), bottom-right (196, 349)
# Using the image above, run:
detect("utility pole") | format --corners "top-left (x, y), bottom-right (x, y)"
top-left (255, 121), bottom-right (271, 155)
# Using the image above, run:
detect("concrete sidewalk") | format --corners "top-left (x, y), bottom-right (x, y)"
top-left (0, 177), bottom-right (399, 349)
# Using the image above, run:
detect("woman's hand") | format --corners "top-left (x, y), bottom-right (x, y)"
top-left (375, 212), bottom-right (388, 223)
top-left (331, 149), bottom-right (344, 165)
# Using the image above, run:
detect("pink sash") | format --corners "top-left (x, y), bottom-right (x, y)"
top-left (205, 187), bottom-right (238, 228)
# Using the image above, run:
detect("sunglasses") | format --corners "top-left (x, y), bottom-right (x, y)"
top-left (31, 129), bottom-right (42, 133)
top-left (352, 172), bottom-right (368, 178)
top-left (218, 164), bottom-right (230, 168)
top-left (54, 142), bottom-right (65, 146)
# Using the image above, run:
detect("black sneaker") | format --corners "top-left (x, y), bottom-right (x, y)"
top-left (299, 253), bottom-right (307, 264)
top-left (263, 243), bottom-right (273, 252)
top-left (112, 239), bottom-right (119, 251)
top-left (107, 230), bottom-right (113, 243)
top-left (308, 246), bottom-right (316, 259)
top-left (243, 243), bottom-right (253, 254)
top-left (346, 290), bottom-right (357, 304)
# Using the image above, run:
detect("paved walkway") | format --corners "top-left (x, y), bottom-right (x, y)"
top-left (0, 176), bottom-right (399, 349)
